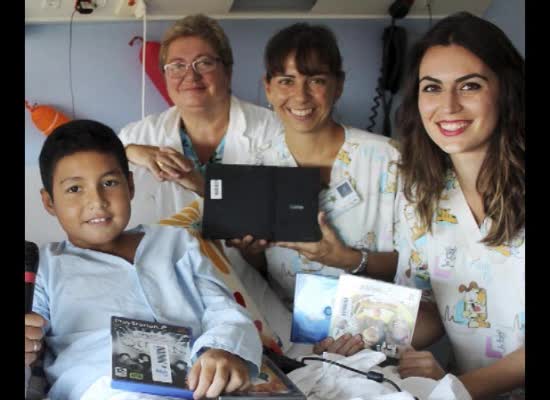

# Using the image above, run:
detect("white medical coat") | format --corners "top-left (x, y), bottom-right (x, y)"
top-left (118, 96), bottom-right (283, 222)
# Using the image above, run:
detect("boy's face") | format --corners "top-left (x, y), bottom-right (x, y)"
top-left (41, 151), bottom-right (134, 252)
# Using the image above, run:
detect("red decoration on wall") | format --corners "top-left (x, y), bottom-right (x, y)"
top-left (25, 100), bottom-right (71, 136)
top-left (233, 291), bottom-right (246, 308)
top-left (129, 36), bottom-right (174, 107)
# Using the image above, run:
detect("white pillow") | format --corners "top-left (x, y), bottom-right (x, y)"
top-left (25, 165), bottom-right (66, 246)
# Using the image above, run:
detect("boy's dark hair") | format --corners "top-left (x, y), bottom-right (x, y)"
top-left (264, 22), bottom-right (345, 82)
top-left (39, 119), bottom-right (130, 197)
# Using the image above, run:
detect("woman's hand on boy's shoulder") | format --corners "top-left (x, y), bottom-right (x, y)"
top-left (25, 312), bottom-right (46, 366)
top-left (188, 348), bottom-right (250, 399)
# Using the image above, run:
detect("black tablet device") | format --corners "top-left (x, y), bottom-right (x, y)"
top-left (202, 164), bottom-right (321, 242)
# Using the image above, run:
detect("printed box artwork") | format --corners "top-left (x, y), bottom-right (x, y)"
top-left (111, 317), bottom-right (305, 399)
top-left (110, 316), bottom-right (193, 399)
top-left (291, 273), bottom-right (339, 343)
top-left (329, 275), bottom-right (422, 357)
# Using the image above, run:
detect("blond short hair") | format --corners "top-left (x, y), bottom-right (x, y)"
top-left (159, 14), bottom-right (233, 74)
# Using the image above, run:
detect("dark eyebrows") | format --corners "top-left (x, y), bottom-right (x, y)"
top-left (419, 76), bottom-right (441, 84)
top-left (275, 72), bottom-right (330, 79)
top-left (455, 73), bottom-right (489, 83)
top-left (101, 169), bottom-right (123, 178)
top-left (419, 73), bottom-right (489, 84)
top-left (59, 176), bottom-right (82, 185)
top-left (58, 169), bottom-right (121, 185)
top-left (275, 74), bottom-right (295, 78)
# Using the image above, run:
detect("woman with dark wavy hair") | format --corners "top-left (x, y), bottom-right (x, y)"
top-left (393, 12), bottom-right (524, 399)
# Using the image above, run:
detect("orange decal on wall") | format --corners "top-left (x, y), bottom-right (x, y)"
top-left (25, 101), bottom-right (71, 136)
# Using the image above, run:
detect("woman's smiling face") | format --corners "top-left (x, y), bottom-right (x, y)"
top-left (417, 44), bottom-right (500, 157)
top-left (264, 52), bottom-right (343, 136)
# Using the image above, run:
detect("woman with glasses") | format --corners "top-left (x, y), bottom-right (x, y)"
top-left (118, 14), bottom-right (282, 213)
top-left (231, 23), bottom-right (401, 357)
top-left (393, 12), bottom-right (524, 399)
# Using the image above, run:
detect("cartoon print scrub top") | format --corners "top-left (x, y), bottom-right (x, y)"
top-left (394, 169), bottom-right (525, 373)
top-left (259, 126), bottom-right (401, 309)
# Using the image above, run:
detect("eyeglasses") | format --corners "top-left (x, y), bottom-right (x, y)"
top-left (163, 56), bottom-right (221, 79)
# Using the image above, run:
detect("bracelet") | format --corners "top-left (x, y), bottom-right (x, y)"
top-left (350, 248), bottom-right (369, 275)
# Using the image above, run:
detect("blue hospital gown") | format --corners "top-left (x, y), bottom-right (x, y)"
top-left (32, 224), bottom-right (262, 400)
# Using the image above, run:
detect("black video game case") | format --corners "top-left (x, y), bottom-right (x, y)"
top-left (202, 164), bottom-right (321, 242)
top-left (110, 316), bottom-right (193, 398)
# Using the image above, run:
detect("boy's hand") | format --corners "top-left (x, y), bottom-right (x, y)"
top-left (313, 334), bottom-right (364, 356)
top-left (188, 348), bottom-right (250, 400)
top-left (398, 346), bottom-right (445, 380)
top-left (25, 313), bottom-right (46, 366)
top-left (226, 235), bottom-right (269, 256)
top-left (226, 236), bottom-right (270, 274)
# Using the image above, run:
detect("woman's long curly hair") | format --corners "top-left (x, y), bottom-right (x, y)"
top-left (396, 12), bottom-right (524, 246)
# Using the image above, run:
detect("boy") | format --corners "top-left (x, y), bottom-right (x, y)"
top-left (24, 120), bottom-right (262, 400)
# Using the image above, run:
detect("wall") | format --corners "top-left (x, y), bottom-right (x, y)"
top-left (483, 0), bottom-right (525, 56)
top-left (24, 18), bottom-right (429, 165)
top-left (25, 0), bottom-right (524, 166)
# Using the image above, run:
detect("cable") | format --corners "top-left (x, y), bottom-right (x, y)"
top-left (302, 357), bottom-right (373, 378)
top-left (300, 356), bottom-right (416, 398)
top-left (366, 19), bottom-right (396, 136)
top-left (366, 77), bottom-right (382, 132)
top-left (382, 91), bottom-right (394, 137)
top-left (427, 0), bottom-right (433, 27)
top-left (141, 3), bottom-right (147, 119)
top-left (68, 8), bottom-right (77, 119)
top-left (383, 377), bottom-right (401, 392)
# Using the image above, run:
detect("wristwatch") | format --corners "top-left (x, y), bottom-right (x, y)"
top-left (350, 248), bottom-right (369, 275)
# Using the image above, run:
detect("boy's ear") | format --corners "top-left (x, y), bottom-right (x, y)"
top-left (40, 189), bottom-right (56, 217)
top-left (127, 171), bottom-right (135, 200)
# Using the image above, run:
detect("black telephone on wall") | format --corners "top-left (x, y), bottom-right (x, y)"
top-left (380, 0), bottom-right (412, 93)
top-left (381, 24), bottom-right (407, 94)
top-left (366, 0), bottom-right (412, 135)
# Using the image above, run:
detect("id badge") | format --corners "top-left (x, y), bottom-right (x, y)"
top-left (319, 178), bottom-right (361, 218)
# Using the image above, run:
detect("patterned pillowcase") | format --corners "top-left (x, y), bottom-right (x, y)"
top-left (158, 200), bottom-right (283, 354)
